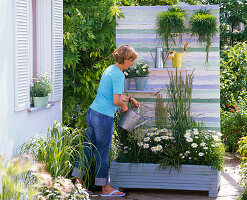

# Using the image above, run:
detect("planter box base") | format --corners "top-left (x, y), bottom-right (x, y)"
top-left (110, 162), bottom-right (220, 197)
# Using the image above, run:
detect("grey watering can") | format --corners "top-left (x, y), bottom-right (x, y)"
top-left (150, 47), bottom-right (171, 68)
top-left (118, 108), bottom-right (150, 132)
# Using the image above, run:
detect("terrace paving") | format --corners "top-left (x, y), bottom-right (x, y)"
top-left (90, 153), bottom-right (243, 200)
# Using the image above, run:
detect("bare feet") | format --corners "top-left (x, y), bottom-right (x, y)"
top-left (74, 178), bottom-right (93, 194)
top-left (102, 184), bottom-right (123, 195)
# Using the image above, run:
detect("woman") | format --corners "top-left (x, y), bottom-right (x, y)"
top-left (72, 45), bottom-right (140, 197)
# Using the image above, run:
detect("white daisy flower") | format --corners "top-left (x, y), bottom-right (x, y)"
top-left (195, 136), bottom-right (199, 139)
top-left (185, 151), bottom-right (190, 154)
top-left (191, 143), bottom-right (198, 148)
top-left (154, 137), bottom-right (161, 142)
top-left (215, 143), bottom-right (220, 146)
top-left (200, 142), bottom-right (206, 147)
top-left (161, 135), bottom-right (169, 140)
top-left (147, 132), bottom-right (153, 136)
top-left (124, 72), bottom-right (128, 76)
top-left (188, 157), bottom-right (192, 160)
top-left (143, 137), bottom-right (150, 142)
top-left (184, 133), bottom-right (191, 138)
top-left (151, 146), bottom-right (157, 152)
top-left (136, 70), bottom-right (139, 73)
top-left (157, 145), bottom-right (163, 150)
top-left (167, 132), bottom-right (173, 136)
top-left (143, 143), bottom-right (149, 149)
top-left (137, 142), bottom-right (143, 147)
top-left (198, 152), bottom-right (204, 157)
top-left (170, 137), bottom-right (175, 140)
top-left (204, 146), bottom-right (208, 150)
top-left (180, 153), bottom-right (183, 156)
top-left (182, 156), bottom-right (185, 159)
top-left (186, 137), bottom-right (193, 142)
top-left (217, 132), bottom-right (223, 137)
top-left (143, 69), bottom-right (146, 72)
top-left (193, 129), bottom-right (199, 135)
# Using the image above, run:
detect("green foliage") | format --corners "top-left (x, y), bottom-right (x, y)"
top-left (221, 107), bottom-right (247, 152)
top-left (237, 136), bottom-right (247, 200)
top-left (220, 42), bottom-right (247, 111)
top-left (155, 92), bottom-right (168, 129)
top-left (220, 0), bottom-right (247, 47)
top-left (117, 127), bottom-right (225, 170)
top-left (18, 122), bottom-right (86, 179)
top-left (189, 9), bottom-right (217, 62)
top-left (166, 70), bottom-right (195, 146)
top-left (63, 0), bottom-right (122, 128)
top-left (30, 74), bottom-right (52, 97)
top-left (156, 7), bottom-right (186, 49)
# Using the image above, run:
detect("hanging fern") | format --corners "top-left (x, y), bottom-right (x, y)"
top-left (156, 7), bottom-right (186, 50)
top-left (189, 9), bottom-right (217, 63)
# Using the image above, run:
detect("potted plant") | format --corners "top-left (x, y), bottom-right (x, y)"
top-left (189, 9), bottom-right (217, 63)
top-left (30, 74), bottom-right (53, 108)
top-left (123, 68), bottom-right (135, 91)
top-left (132, 61), bottom-right (149, 91)
top-left (156, 7), bottom-right (186, 51)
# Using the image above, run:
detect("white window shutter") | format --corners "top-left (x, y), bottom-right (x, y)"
top-left (51, 0), bottom-right (63, 101)
top-left (14, 0), bottom-right (30, 111)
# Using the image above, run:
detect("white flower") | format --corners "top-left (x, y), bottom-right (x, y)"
top-left (157, 145), bottom-right (163, 150)
top-left (215, 143), bottom-right (220, 146)
top-left (161, 128), bottom-right (168, 132)
top-left (191, 143), bottom-right (198, 148)
top-left (143, 143), bottom-right (149, 148)
top-left (143, 69), bottom-right (146, 72)
top-left (195, 136), bottom-right (199, 139)
top-left (154, 137), bottom-right (161, 142)
top-left (193, 129), bottom-right (199, 135)
top-left (198, 152), bottom-right (204, 157)
top-left (200, 142), bottom-right (206, 147)
top-left (188, 157), bottom-right (192, 160)
top-left (152, 128), bottom-right (158, 130)
top-left (170, 137), bottom-right (175, 140)
top-left (186, 137), bottom-right (193, 142)
top-left (182, 156), bottom-right (185, 159)
top-left (184, 133), bottom-right (191, 138)
top-left (137, 142), bottom-right (143, 147)
top-left (147, 132), bottom-right (153, 136)
top-left (217, 132), bottom-right (223, 137)
top-left (136, 70), bottom-right (139, 73)
top-left (185, 151), bottom-right (190, 154)
top-left (143, 137), bottom-right (150, 142)
top-left (204, 146), bottom-right (208, 150)
top-left (167, 132), bottom-right (173, 136)
top-left (151, 146), bottom-right (158, 152)
top-left (161, 135), bottom-right (169, 140)
top-left (124, 72), bottom-right (128, 76)
top-left (124, 146), bottom-right (128, 149)
top-left (180, 153), bottom-right (183, 156)
top-left (212, 135), bottom-right (221, 141)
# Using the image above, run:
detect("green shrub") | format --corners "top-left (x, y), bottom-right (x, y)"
top-left (220, 42), bottom-right (247, 111)
top-left (221, 105), bottom-right (247, 152)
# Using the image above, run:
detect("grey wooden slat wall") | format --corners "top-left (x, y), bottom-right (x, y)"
top-left (116, 5), bottom-right (220, 131)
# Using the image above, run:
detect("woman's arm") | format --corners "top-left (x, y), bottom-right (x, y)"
top-left (113, 94), bottom-right (128, 112)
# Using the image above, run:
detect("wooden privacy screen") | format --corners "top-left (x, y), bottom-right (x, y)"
top-left (116, 5), bottom-right (220, 131)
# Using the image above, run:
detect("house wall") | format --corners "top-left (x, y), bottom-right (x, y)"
top-left (0, 0), bottom-right (62, 155)
top-left (117, 5), bottom-right (220, 131)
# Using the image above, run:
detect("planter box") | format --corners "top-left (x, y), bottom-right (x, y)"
top-left (110, 162), bottom-right (220, 197)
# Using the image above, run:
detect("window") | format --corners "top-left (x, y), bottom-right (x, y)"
top-left (14, 0), bottom-right (63, 111)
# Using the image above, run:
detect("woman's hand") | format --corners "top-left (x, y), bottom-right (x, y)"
top-left (130, 97), bottom-right (140, 108)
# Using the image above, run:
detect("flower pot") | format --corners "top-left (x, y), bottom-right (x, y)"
top-left (172, 52), bottom-right (183, 68)
top-left (33, 96), bottom-right (49, 108)
top-left (110, 162), bottom-right (220, 197)
top-left (124, 79), bottom-right (130, 91)
top-left (135, 77), bottom-right (148, 91)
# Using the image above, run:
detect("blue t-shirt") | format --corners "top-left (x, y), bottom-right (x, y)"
top-left (90, 64), bottom-right (125, 118)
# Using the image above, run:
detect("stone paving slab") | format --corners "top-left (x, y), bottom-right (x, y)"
top-left (90, 153), bottom-right (243, 200)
